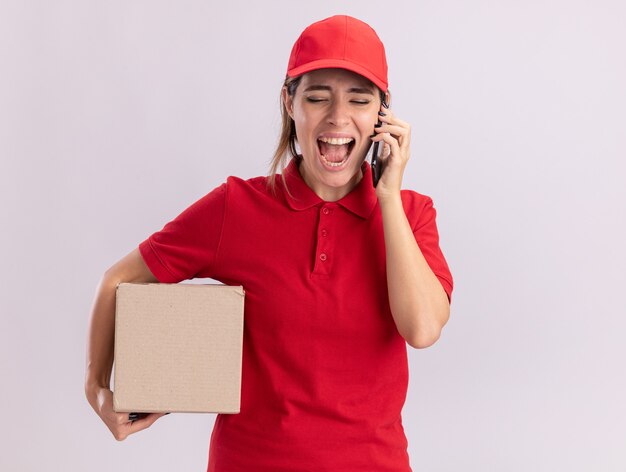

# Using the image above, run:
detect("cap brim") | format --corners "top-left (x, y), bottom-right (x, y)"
top-left (287, 59), bottom-right (388, 93)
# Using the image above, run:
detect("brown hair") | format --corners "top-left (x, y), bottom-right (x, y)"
top-left (267, 76), bottom-right (302, 194)
top-left (266, 75), bottom-right (387, 194)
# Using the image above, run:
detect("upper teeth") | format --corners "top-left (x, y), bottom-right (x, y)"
top-left (319, 137), bottom-right (354, 145)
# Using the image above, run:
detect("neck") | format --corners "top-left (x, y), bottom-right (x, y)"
top-left (298, 161), bottom-right (363, 202)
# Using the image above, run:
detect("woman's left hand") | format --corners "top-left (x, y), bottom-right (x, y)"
top-left (370, 104), bottom-right (412, 201)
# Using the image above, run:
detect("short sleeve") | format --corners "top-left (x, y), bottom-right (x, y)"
top-left (403, 192), bottom-right (454, 303)
top-left (138, 183), bottom-right (227, 283)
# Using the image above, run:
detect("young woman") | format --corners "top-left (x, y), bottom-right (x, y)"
top-left (86, 15), bottom-right (453, 472)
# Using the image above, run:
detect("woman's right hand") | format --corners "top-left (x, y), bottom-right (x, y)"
top-left (87, 385), bottom-right (167, 441)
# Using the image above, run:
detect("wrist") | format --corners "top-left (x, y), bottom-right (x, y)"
top-left (84, 378), bottom-right (108, 405)
top-left (377, 192), bottom-right (403, 209)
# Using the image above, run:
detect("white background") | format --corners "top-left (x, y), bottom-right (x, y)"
top-left (1, 0), bottom-right (625, 470)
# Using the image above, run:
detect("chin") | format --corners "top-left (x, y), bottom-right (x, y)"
top-left (318, 161), bottom-right (364, 189)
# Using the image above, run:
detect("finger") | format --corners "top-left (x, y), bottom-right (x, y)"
top-left (378, 109), bottom-right (410, 129)
top-left (119, 411), bottom-right (140, 423)
top-left (382, 142), bottom-right (391, 159)
top-left (371, 130), bottom-right (403, 151)
top-left (373, 123), bottom-right (410, 146)
top-left (128, 412), bottom-right (168, 434)
top-left (111, 412), bottom-right (168, 441)
top-left (373, 132), bottom-right (405, 164)
top-left (377, 143), bottom-right (393, 170)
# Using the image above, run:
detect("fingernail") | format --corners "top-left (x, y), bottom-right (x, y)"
top-left (378, 111), bottom-right (386, 116)
top-left (374, 123), bottom-right (382, 128)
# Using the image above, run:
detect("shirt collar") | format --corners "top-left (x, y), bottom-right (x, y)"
top-left (280, 158), bottom-right (378, 219)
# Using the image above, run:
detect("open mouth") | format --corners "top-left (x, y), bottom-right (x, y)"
top-left (317, 137), bottom-right (355, 168)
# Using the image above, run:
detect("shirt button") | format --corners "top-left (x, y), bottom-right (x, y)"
top-left (322, 207), bottom-right (330, 215)
top-left (321, 229), bottom-right (328, 237)
top-left (319, 253), bottom-right (327, 262)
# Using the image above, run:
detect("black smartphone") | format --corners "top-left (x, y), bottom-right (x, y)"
top-left (371, 98), bottom-right (388, 187)
top-left (371, 138), bottom-right (382, 187)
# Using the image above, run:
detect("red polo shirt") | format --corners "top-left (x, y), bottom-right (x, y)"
top-left (138, 159), bottom-right (453, 472)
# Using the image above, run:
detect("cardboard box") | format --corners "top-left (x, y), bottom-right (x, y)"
top-left (113, 283), bottom-right (244, 414)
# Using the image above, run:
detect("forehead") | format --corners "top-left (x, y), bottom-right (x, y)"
top-left (299, 68), bottom-right (376, 92)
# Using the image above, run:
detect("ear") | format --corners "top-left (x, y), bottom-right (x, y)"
top-left (282, 87), bottom-right (294, 119)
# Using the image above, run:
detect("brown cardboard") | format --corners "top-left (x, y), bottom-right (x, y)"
top-left (113, 283), bottom-right (244, 414)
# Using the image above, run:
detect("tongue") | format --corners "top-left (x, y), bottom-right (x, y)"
top-left (319, 141), bottom-right (349, 162)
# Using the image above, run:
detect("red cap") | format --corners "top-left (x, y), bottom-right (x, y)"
top-left (287, 15), bottom-right (388, 92)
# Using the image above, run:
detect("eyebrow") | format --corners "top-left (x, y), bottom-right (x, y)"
top-left (303, 85), bottom-right (375, 95)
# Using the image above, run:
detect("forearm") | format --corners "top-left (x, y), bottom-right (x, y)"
top-left (379, 195), bottom-right (450, 348)
top-left (84, 249), bottom-right (164, 440)
top-left (85, 273), bottom-right (118, 405)
top-left (85, 249), bottom-right (159, 400)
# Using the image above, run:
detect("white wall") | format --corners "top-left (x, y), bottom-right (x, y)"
top-left (1, 0), bottom-right (624, 470)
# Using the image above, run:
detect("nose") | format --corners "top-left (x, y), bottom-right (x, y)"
top-left (327, 99), bottom-right (350, 127)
